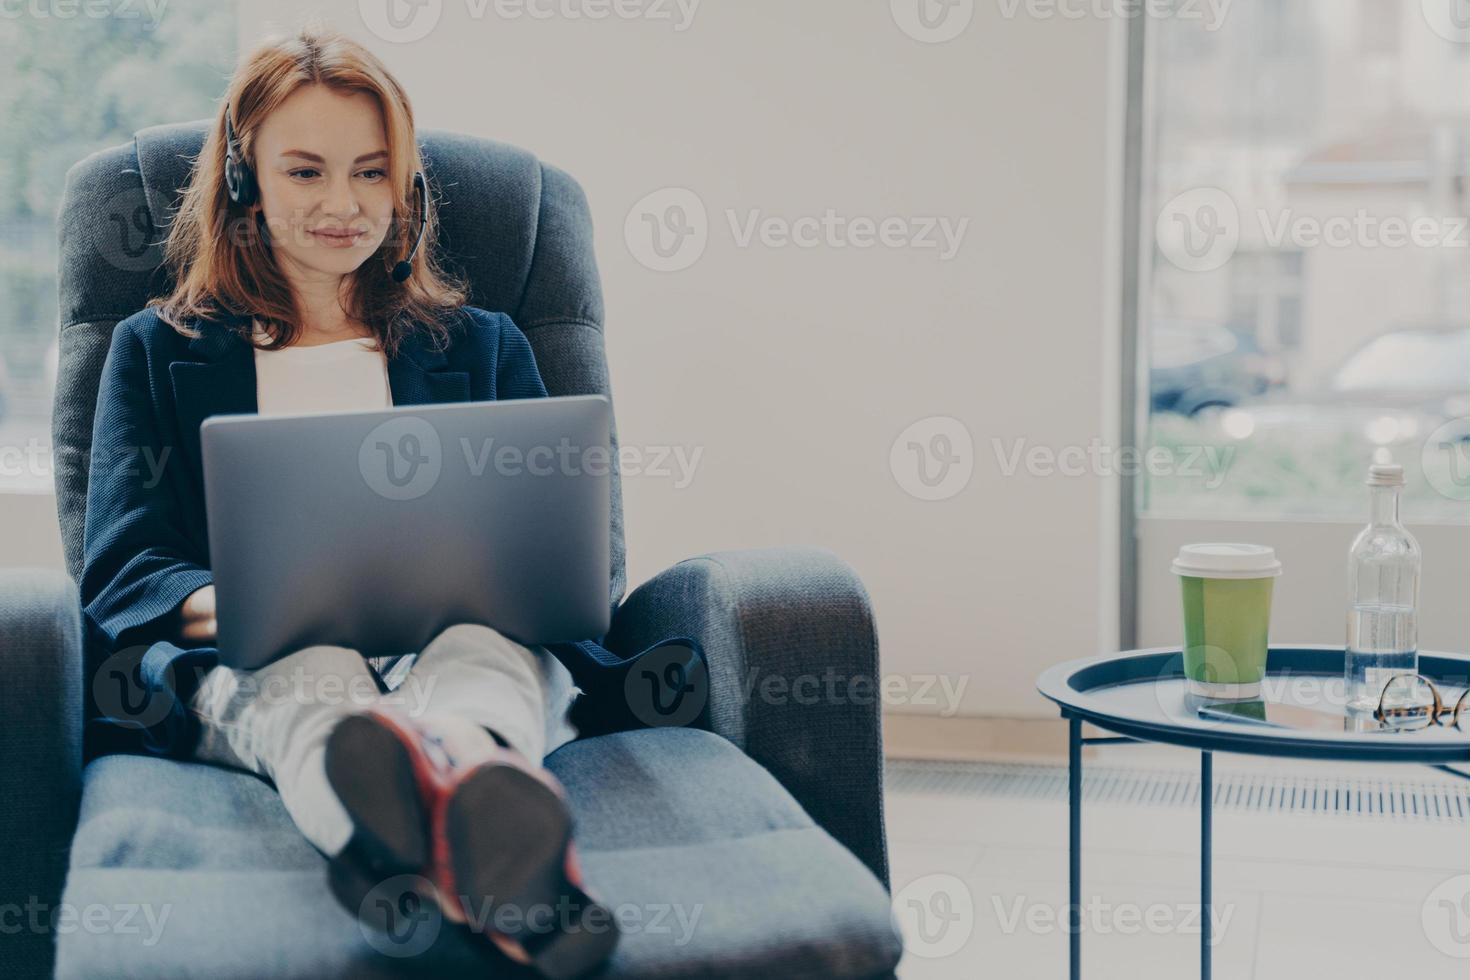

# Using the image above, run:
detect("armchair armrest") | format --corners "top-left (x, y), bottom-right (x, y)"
top-left (604, 546), bottom-right (890, 889)
top-left (0, 568), bottom-right (84, 980)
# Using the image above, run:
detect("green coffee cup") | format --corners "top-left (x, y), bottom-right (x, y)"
top-left (1171, 543), bottom-right (1282, 700)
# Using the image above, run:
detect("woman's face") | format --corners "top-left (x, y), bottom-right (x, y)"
top-left (248, 84), bottom-right (397, 284)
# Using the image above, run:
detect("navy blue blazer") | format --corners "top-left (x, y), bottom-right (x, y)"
top-left (80, 304), bottom-right (632, 756)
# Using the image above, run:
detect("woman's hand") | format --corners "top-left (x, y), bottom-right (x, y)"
top-left (177, 585), bottom-right (217, 644)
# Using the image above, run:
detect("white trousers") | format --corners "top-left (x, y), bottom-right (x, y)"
top-left (186, 623), bottom-right (582, 857)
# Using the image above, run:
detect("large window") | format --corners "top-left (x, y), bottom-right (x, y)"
top-left (1140, 0), bottom-right (1470, 522)
top-left (0, 2), bottom-right (234, 492)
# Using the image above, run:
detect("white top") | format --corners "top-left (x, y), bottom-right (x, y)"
top-left (252, 320), bottom-right (392, 416)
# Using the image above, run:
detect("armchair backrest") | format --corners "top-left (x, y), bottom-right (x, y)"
top-left (52, 120), bottom-right (626, 612)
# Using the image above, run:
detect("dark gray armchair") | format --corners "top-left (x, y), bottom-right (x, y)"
top-left (2, 120), bottom-right (902, 978)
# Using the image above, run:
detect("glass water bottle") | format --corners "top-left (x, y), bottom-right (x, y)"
top-left (1344, 463), bottom-right (1422, 710)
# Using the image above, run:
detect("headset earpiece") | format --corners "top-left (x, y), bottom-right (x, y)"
top-left (223, 103), bottom-right (257, 208)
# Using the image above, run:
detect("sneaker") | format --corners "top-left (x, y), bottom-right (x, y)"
top-left (323, 707), bottom-right (619, 978)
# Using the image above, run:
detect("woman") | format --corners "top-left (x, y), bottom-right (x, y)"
top-left (79, 25), bottom-right (620, 977)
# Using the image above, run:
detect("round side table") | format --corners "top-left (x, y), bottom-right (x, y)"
top-left (1037, 644), bottom-right (1470, 980)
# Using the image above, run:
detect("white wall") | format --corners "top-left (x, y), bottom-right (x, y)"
top-left (9, 1), bottom-right (1126, 721)
top-left (2, 493), bottom-right (65, 569)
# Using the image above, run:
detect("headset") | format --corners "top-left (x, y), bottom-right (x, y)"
top-left (223, 102), bottom-right (428, 284)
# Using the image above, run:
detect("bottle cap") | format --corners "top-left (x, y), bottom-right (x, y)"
top-left (1171, 543), bottom-right (1283, 579)
top-left (1367, 463), bottom-right (1406, 487)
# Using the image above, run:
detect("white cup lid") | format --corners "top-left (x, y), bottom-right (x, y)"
top-left (1171, 543), bottom-right (1282, 579)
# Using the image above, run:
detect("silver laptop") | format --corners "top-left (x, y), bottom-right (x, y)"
top-left (201, 395), bottom-right (611, 669)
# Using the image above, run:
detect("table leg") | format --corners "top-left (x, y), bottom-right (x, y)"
top-left (1069, 716), bottom-right (1082, 980)
top-left (1201, 750), bottom-right (1213, 980)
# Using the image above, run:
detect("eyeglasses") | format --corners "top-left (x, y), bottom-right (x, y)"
top-left (1373, 674), bottom-right (1470, 732)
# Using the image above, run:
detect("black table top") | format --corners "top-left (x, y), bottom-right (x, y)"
top-left (1037, 645), bottom-right (1470, 763)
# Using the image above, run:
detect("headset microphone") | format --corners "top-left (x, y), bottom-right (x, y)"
top-left (392, 171), bottom-right (428, 283)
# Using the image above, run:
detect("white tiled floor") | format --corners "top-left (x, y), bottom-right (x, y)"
top-left (886, 745), bottom-right (1470, 979)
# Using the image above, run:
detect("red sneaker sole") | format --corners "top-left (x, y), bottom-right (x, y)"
top-left (325, 713), bottom-right (431, 872)
top-left (446, 764), bottom-right (619, 978)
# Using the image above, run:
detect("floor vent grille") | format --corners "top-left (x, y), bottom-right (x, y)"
top-left (885, 759), bottom-right (1470, 823)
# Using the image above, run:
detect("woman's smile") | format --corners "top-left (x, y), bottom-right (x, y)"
top-left (308, 226), bottom-right (368, 248)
